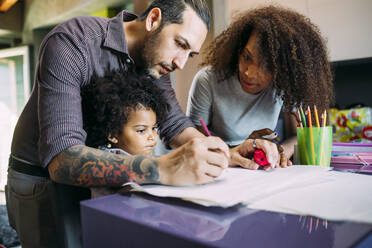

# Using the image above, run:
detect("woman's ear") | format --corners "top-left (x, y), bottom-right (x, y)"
top-left (107, 135), bottom-right (118, 144)
top-left (145, 7), bottom-right (162, 32)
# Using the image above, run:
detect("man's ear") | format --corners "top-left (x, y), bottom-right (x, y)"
top-left (145, 7), bottom-right (162, 32)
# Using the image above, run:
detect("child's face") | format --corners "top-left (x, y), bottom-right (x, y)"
top-left (115, 109), bottom-right (158, 155)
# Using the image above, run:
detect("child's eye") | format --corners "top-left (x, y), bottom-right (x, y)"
top-left (136, 129), bottom-right (145, 134)
top-left (152, 126), bottom-right (159, 132)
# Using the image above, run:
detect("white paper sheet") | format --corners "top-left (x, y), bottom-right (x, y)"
top-left (248, 170), bottom-right (372, 223)
top-left (130, 166), bottom-right (332, 207)
top-left (128, 165), bottom-right (372, 224)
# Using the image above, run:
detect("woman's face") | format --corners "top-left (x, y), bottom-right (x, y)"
top-left (238, 31), bottom-right (273, 94)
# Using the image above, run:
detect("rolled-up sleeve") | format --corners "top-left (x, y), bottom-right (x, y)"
top-left (154, 75), bottom-right (194, 146)
top-left (38, 33), bottom-right (88, 167)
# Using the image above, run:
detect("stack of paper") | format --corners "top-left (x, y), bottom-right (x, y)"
top-left (128, 166), bottom-right (372, 224)
top-left (130, 166), bottom-right (331, 207)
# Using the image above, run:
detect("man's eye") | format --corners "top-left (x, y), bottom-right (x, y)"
top-left (189, 53), bottom-right (195, 58)
top-left (176, 40), bottom-right (186, 49)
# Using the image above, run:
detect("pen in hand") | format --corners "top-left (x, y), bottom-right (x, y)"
top-left (199, 118), bottom-right (211, 137)
top-left (199, 118), bottom-right (230, 163)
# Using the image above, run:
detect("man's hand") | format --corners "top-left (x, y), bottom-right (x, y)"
top-left (229, 139), bottom-right (280, 170)
top-left (157, 136), bottom-right (230, 186)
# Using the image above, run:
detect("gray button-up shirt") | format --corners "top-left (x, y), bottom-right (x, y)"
top-left (11, 10), bottom-right (193, 167)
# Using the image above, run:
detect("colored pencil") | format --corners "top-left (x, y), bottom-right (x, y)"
top-left (300, 107), bottom-right (307, 127)
top-left (307, 106), bottom-right (316, 165)
top-left (297, 109), bottom-right (303, 128)
top-left (314, 105), bottom-right (320, 128)
top-left (319, 110), bottom-right (328, 166)
top-left (307, 106), bottom-right (312, 128)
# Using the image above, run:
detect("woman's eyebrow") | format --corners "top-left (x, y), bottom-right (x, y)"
top-left (243, 48), bottom-right (255, 58)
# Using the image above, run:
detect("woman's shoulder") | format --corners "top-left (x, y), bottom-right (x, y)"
top-left (195, 66), bottom-right (231, 86)
top-left (195, 66), bottom-right (215, 79)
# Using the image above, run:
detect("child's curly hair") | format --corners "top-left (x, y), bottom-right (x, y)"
top-left (81, 69), bottom-right (169, 148)
top-left (201, 5), bottom-right (334, 113)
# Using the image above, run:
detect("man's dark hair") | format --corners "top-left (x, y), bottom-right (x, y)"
top-left (139, 0), bottom-right (211, 30)
top-left (81, 70), bottom-right (169, 148)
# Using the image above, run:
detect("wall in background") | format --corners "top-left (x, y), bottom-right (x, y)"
top-left (22, 0), bottom-right (131, 43)
top-left (228, 0), bottom-right (372, 62)
top-left (0, 46), bottom-right (31, 190)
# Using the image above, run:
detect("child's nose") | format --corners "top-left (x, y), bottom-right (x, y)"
top-left (148, 133), bottom-right (154, 140)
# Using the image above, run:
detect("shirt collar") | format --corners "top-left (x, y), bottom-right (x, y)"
top-left (103, 10), bottom-right (137, 55)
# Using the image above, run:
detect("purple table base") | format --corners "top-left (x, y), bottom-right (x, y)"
top-left (81, 193), bottom-right (372, 248)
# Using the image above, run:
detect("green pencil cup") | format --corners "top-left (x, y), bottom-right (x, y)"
top-left (296, 126), bottom-right (333, 166)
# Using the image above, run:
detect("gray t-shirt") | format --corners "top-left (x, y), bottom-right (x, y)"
top-left (186, 67), bottom-right (283, 146)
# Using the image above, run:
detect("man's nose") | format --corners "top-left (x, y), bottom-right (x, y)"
top-left (173, 53), bottom-right (189, 70)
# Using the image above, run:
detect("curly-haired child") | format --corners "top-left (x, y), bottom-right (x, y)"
top-left (81, 69), bottom-right (169, 196)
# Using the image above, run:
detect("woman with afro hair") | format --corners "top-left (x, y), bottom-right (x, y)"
top-left (187, 5), bottom-right (334, 169)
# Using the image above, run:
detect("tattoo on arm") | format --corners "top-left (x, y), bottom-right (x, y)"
top-left (49, 145), bottom-right (160, 187)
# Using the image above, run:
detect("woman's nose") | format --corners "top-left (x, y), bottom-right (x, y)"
top-left (245, 67), bottom-right (257, 78)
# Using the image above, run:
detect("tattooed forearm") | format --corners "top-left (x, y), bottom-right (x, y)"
top-left (48, 145), bottom-right (159, 187)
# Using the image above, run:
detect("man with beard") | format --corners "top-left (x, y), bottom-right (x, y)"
top-left (6, 0), bottom-right (280, 247)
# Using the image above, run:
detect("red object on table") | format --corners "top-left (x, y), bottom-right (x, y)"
top-left (254, 149), bottom-right (270, 166)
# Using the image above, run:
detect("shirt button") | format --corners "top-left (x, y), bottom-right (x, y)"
top-left (126, 58), bottom-right (131, 63)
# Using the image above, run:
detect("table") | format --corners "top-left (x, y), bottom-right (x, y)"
top-left (80, 193), bottom-right (372, 248)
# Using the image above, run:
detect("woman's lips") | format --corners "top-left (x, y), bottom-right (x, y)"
top-left (241, 80), bottom-right (258, 88)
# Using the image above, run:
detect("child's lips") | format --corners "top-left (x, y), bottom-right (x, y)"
top-left (145, 144), bottom-right (156, 150)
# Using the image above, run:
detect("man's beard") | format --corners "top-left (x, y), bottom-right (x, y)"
top-left (136, 30), bottom-right (162, 79)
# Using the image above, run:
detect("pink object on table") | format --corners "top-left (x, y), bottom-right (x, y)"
top-left (254, 149), bottom-right (270, 166)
